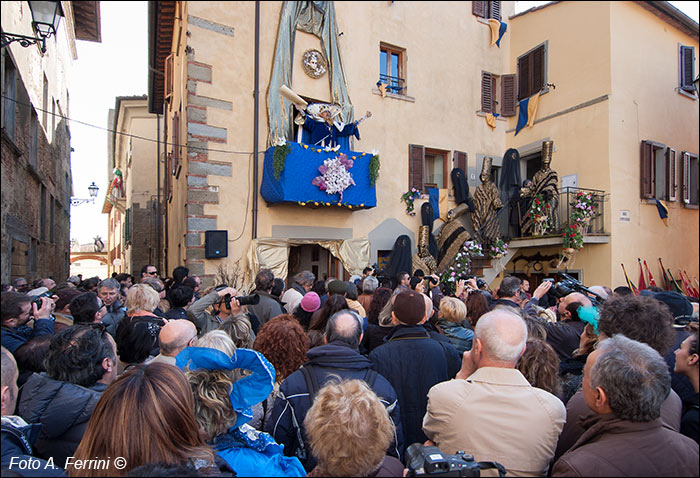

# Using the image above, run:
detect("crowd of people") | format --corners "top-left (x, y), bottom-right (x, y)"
top-left (1, 263), bottom-right (698, 477)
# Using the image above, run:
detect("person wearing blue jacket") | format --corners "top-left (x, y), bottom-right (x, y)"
top-left (266, 309), bottom-right (404, 472)
top-left (1, 292), bottom-right (54, 354)
top-left (177, 345), bottom-right (305, 477)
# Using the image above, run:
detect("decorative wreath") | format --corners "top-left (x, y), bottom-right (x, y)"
top-left (302, 49), bottom-right (328, 79)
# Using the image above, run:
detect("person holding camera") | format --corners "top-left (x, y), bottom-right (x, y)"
top-left (187, 286), bottom-right (240, 336)
top-left (1, 291), bottom-right (55, 354)
top-left (423, 308), bottom-right (566, 476)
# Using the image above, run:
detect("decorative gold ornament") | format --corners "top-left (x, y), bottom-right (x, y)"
top-left (302, 49), bottom-right (327, 79)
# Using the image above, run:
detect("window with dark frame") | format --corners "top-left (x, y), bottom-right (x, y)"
top-left (424, 149), bottom-right (449, 189)
top-left (517, 43), bottom-right (546, 100)
top-left (2, 53), bottom-right (18, 139)
top-left (679, 45), bottom-right (696, 95)
top-left (681, 151), bottom-right (699, 206)
top-left (379, 43), bottom-right (406, 95)
top-left (472, 1), bottom-right (501, 21)
top-left (481, 71), bottom-right (516, 116)
top-left (409, 145), bottom-right (452, 192)
top-left (641, 140), bottom-right (678, 201)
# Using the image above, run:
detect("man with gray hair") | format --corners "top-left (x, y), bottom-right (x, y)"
top-left (282, 270), bottom-right (315, 314)
top-left (267, 309), bottom-right (403, 471)
top-left (552, 335), bottom-right (698, 476)
top-left (97, 278), bottom-right (126, 336)
top-left (423, 308), bottom-right (566, 476)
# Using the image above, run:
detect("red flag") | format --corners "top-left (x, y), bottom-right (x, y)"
top-left (681, 270), bottom-right (699, 298)
top-left (679, 269), bottom-right (691, 296)
top-left (621, 263), bottom-right (638, 295)
top-left (643, 260), bottom-right (657, 287)
top-left (638, 258), bottom-right (647, 291)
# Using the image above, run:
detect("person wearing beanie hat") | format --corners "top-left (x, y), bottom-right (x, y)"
top-left (300, 292), bottom-right (321, 313)
top-left (653, 291), bottom-right (694, 322)
top-left (369, 291), bottom-right (461, 454)
top-left (327, 280), bottom-right (347, 297)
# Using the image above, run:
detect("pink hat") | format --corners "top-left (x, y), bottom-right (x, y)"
top-left (300, 292), bottom-right (321, 313)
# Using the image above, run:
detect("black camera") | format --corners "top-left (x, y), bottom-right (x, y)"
top-left (427, 276), bottom-right (438, 285)
top-left (548, 273), bottom-right (605, 305)
top-left (406, 444), bottom-right (506, 477)
top-left (224, 293), bottom-right (260, 308)
top-left (31, 291), bottom-right (53, 309)
top-left (466, 276), bottom-right (487, 290)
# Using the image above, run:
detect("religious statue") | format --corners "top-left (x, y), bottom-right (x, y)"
top-left (295, 102), bottom-right (371, 148)
top-left (519, 140), bottom-right (559, 236)
top-left (470, 157), bottom-right (503, 249)
top-left (413, 203), bottom-right (438, 275)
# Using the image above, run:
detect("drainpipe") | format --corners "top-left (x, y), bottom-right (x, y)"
top-left (163, 102), bottom-right (169, 273)
top-left (252, 0), bottom-right (260, 239)
top-left (156, 113), bottom-right (162, 274)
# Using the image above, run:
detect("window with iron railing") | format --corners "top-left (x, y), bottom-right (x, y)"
top-left (379, 44), bottom-right (406, 95)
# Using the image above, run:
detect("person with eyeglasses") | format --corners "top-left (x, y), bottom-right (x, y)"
top-left (148, 319), bottom-right (198, 367)
top-left (140, 264), bottom-right (159, 280)
top-left (69, 292), bottom-right (108, 326)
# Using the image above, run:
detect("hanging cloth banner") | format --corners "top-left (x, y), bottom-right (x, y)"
top-left (485, 112), bottom-right (498, 129)
top-left (488, 19), bottom-right (507, 47)
top-left (655, 198), bottom-right (669, 226)
top-left (514, 91), bottom-right (542, 136)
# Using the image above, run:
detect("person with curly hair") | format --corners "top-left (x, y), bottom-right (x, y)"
top-left (304, 379), bottom-right (404, 477)
top-left (252, 314), bottom-right (310, 430)
top-left (178, 337), bottom-right (305, 477)
top-left (516, 338), bottom-right (563, 400)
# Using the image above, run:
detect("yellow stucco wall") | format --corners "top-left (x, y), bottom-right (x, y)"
top-left (507, 1), bottom-right (698, 289)
top-left (172, 1), bottom-right (514, 283)
top-left (608, 1), bottom-right (699, 288)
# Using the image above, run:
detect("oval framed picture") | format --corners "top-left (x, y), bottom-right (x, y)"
top-left (302, 49), bottom-right (327, 79)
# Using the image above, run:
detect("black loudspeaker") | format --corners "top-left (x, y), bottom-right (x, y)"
top-left (205, 230), bottom-right (228, 258)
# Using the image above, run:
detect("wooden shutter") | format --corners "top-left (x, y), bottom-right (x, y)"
top-left (481, 72), bottom-right (493, 113)
top-left (641, 141), bottom-right (654, 199)
top-left (667, 148), bottom-right (677, 201)
top-left (489, 1), bottom-right (501, 21)
top-left (533, 45), bottom-right (545, 94)
top-left (680, 46), bottom-right (694, 90)
top-left (682, 152), bottom-right (691, 204)
top-left (517, 54), bottom-right (529, 100)
top-left (501, 74), bottom-right (517, 116)
top-left (472, 1), bottom-right (488, 18)
top-left (409, 144), bottom-right (425, 192)
top-left (453, 151), bottom-right (467, 174)
top-left (165, 54), bottom-right (174, 102)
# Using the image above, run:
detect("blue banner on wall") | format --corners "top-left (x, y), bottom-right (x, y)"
top-left (261, 142), bottom-right (377, 209)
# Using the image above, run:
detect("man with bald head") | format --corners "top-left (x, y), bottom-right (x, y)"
top-left (149, 319), bottom-right (197, 365)
top-left (423, 309), bottom-right (566, 476)
top-left (267, 309), bottom-right (403, 471)
top-left (528, 281), bottom-right (593, 361)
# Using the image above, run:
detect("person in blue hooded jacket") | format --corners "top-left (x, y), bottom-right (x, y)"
top-left (177, 343), bottom-right (305, 477)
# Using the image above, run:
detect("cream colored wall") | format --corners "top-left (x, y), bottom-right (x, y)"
top-left (506, 1), bottom-right (613, 287)
top-left (608, 1), bottom-right (699, 287)
top-left (183, 1), bottom-right (514, 279)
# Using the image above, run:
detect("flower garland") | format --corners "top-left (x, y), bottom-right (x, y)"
top-left (369, 154), bottom-right (380, 188)
top-left (312, 153), bottom-right (355, 202)
top-left (488, 238), bottom-right (508, 259)
top-left (272, 139), bottom-right (291, 181)
top-left (400, 188), bottom-right (422, 215)
top-left (562, 224), bottom-right (584, 251)
top-left (527, 194), bottom-right (551, 235)
top-left (571, 191), bottom-right (595, 225)
top-left (439, 241), bottom-right (479, 293)
top-left (559, 192), bottom-right (596, 267)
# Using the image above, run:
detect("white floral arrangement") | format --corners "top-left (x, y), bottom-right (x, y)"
top-left (464, 240), bottom-right (483, 257)
top-left (312, 153), bottom-right (355, 202)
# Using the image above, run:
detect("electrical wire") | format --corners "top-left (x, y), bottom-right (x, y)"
top-left (1, 94), bottom-right (264, 156)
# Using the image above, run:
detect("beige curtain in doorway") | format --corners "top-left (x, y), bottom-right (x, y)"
top-left (244, 237), bottom-right (370, 288)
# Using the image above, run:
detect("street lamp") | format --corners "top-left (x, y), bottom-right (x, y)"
top-left (1, 1), bottom-right (64, 53)
top-left (71, 182), bottom-right (99, 207)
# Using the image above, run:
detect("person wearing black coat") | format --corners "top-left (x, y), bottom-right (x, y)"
top-left (266, 310), bottom-right (403, 472)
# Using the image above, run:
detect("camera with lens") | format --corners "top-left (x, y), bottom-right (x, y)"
top-left (466, 276), bottom-right (487, 290)
top-left (548, 273), bottom-right (605, 305)
top-left (224, 293), bottom-right (260, 308)
top-left (31, 291), bottom-right (53, 309)
top-left (406, 444), bottom-right (505, 477)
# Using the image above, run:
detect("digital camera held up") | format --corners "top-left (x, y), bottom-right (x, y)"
top-left (405, 443), bottom-right (506, 477)
top-left (548, 273), bottom-right (606, 305)
top-left (31, 291), bottom-right (53, 309)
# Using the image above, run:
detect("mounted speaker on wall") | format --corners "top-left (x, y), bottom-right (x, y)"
top-left (205, 230), bottom-right (228, 258)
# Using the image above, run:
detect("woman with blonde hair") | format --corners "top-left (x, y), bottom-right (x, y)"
top-left (178, 340), bottom-right (305, 477)
top-left (124, 283), bottom-right (162, 318)
top-left (304, 379), bottom-right (403, 477)
top-left (434, 296), bottom-right (474, 354)
top-left (117, 284), bottom-right (166, 360)
top-left (68, 362), bottom-right (215, 477)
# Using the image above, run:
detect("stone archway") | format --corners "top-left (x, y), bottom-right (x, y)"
top-left (69, 252), bottom-right (108, 265)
